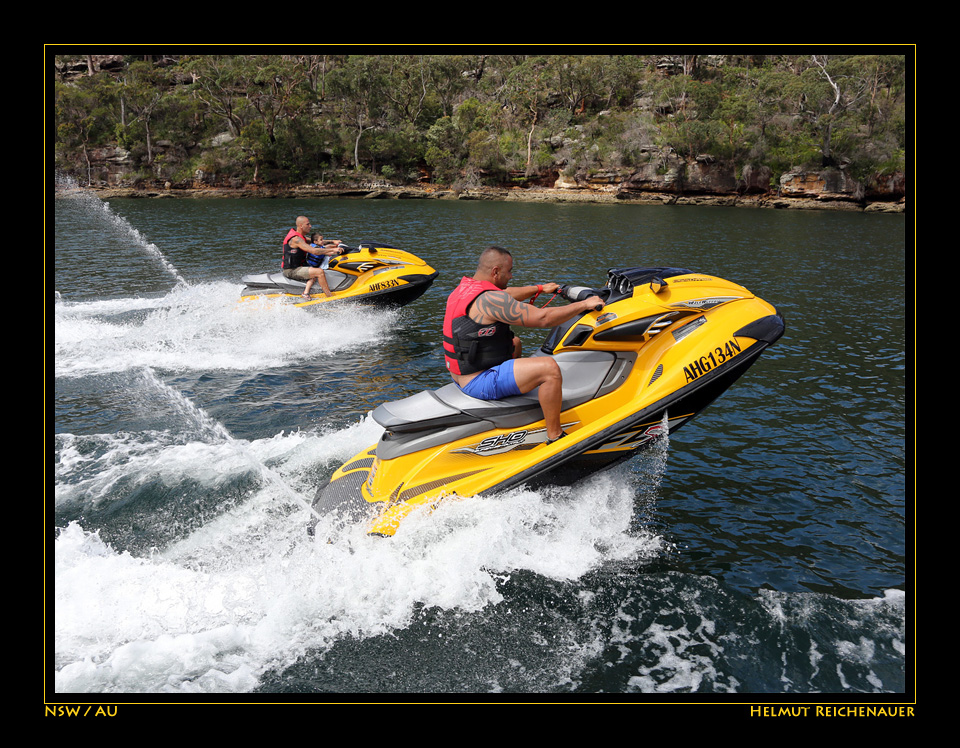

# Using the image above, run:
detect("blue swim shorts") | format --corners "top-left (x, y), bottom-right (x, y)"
top-left (459, 359), bottom-right (523, 400)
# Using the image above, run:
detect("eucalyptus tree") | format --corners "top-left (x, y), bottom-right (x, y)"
top-left (54, 74), bottom-right (119, 184)
top-left (118, 60), bottom-right (172, 168)
top-left (548, 55), bottom-right (609, 115)
top-left (325, 56), bottom-right (394, 172)
top-left (181, 54), bottom-right (251, 139)
top-left (421, 54), bottom-right (476, 117)
top-left (181, 54), bottom-right (323, 180)
top-left (805, 54), bottom-right (872, 167)
top-left (499, 55), bottom-right (552, 176)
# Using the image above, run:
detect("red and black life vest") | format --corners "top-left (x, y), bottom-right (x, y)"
top-left (443, 277), bottom-right (514, 376)
top-left (281, 229), bottom-right (308, 269)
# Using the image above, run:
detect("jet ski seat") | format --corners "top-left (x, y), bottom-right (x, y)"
top-left (373, 350), bottom-right (636, 460)
top-left (240, 270), bottom-right (354, 294)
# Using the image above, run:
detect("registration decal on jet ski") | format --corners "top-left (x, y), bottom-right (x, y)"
top-left (683, 338), bottom-right (743, 383)
top-left (369, 278), bottom-right (400, 292)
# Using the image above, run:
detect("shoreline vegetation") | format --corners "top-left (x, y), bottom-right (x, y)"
top-left (53, 53), bottom-right (909, 217)
top-left (68, 182), bottom-right (905, 214)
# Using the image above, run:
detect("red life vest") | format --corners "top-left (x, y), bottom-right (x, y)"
top-left (443, 277), bottom-right (514, 376)
top-left (281, 229), bottom-right (308, 269)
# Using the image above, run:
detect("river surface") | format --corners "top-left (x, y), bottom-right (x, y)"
top-left (51, 182), bottom-right (909, 701)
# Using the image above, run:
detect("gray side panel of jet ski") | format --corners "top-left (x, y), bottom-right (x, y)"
top-left (376, 419), bottom-right (495, 461)
top-left (595, 352), bottom-right (637, 397)
top-left (327, 271), bottom-right (353, 291)
top-left (240, 270), bottom-right (352, 294)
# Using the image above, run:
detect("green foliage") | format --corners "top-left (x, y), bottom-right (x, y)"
top-left (424, 116), bottom-right (464, 184)
top-left (52, 52), bottom-right (909, 191)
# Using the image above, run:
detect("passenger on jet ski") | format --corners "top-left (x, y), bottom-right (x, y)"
top-left (302, 232), bottom-right (344, 297)
top-left (281, 216), bottom-right (340, 297)
top-left (443, 246), bottom-right (604, 444)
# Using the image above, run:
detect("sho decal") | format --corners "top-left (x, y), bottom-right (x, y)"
top-left (369, 279), bottom-right (400, 292)
top-left (469, 429), bottom-right (532, 454)
top-left (454, 422), bottom-right (579, 455)
top-left (683, 338), bottom-right (743, 382)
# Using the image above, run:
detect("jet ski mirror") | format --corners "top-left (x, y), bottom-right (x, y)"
top-left (649, 277), bottom-right (667, 294)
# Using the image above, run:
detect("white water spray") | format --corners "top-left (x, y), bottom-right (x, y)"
top-left (134, 366), bottom-right (321, 521)
top-left (55, 171), bottom-right (188, 288)
top-left (627, 411), bottom-right (672, 534)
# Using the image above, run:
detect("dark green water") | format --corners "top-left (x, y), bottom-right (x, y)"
top-left (52, 188), bottom-right (909, 698)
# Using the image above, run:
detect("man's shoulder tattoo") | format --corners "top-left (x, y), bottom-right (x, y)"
top-left (473, 290), bottom-right (530, 325)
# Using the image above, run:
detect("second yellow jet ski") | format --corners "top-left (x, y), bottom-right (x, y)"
top-left (239, 242), bottom-right (438, 308)
top-left (311, 266), bottom-right (785, 537)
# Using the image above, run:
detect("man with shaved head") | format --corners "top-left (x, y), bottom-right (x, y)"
top-left (280, 215), bottom-right (340, 297)
top-left (443, 246), bottom-right (603, 444)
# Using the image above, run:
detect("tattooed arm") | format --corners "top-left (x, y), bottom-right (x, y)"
top-left (472, 289), bottom-right (602, 329)
top-left (504, 282), bottom-right (560, 302)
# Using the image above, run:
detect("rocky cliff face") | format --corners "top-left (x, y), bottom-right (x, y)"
top-left (554, 150), bottom-right (904, 209)
top-left (69, 144), bottom-right (905, 213)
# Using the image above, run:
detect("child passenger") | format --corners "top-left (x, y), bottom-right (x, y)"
top-left (302, 233), bottom-right (344, 297)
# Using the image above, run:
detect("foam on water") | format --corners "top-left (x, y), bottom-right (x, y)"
top-left (54, 284), bottom-right (400, 378)
top-left (54, 413), bottom-right (664, 693)
top-left (54, 350), bottom-right (665, 693)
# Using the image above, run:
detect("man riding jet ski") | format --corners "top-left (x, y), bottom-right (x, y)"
top-left (281, 215), bottom-right (340, 297)
top-left (239, 216), bottom-right (439, 308)
top-left (443, 246), bottom-right (604, 445)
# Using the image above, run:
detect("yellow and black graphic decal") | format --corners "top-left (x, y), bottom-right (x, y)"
top-left (391, 469), bottom-right (489, 503)
top-left (590, 420), bottom-right (669, 453)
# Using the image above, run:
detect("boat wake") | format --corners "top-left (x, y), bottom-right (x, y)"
top-left (54, 407), bottom-right (665, 693)
top-left (54, 283), bottom-right (401, 379)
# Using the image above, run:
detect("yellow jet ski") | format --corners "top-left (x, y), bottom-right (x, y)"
top-left (311, 266), bottom-right (785, 537)
top-left (239, 242), bottom-right (438, 308)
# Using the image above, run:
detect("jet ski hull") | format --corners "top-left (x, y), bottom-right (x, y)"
top-left (239, 243), bottom-right (438, 308)
top-left (312, 267), bottom-right (785, 537)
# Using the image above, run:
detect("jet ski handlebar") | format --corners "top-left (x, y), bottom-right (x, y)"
top-left (337, 241), bottom-right (401, 255)
top-left (559, 284), bottom-right (607, 310)
top-left (560, 268), bottom-right (690, 308)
